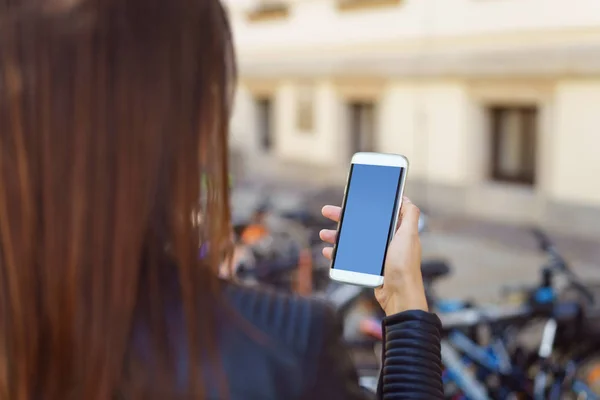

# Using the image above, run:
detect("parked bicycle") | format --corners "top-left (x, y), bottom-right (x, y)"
top-left (355, 228), bottom-right (600, 399)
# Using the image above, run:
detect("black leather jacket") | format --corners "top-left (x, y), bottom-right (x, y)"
top-left (220, 283), bottom-right (444, 399)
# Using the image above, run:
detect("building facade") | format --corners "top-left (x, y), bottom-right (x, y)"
top-left (225, 0), bottom-right (600, 237)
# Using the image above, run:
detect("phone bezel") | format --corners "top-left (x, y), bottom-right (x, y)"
top-left (329, 152), bottom-right (409, 288)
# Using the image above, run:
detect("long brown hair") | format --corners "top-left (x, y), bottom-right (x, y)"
top-left (0, 0), bottom-right (235, 398)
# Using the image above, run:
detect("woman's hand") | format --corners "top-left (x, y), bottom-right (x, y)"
top-left (320, 197), bottom-right (428, 316)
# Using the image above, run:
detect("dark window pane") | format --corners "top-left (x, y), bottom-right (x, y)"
top-left (256, 98), bottom-right (273, 151)
top-left (349, 102), bottom-right (376, 156)
top-left (489, 106), bottom-right (537, 185)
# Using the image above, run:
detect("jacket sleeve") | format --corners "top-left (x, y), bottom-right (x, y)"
top-left (302, 301), bottom-right (372, 400)
top-left (377, 310), bottom-right (444, 399)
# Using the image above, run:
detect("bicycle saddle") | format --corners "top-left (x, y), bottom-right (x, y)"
top-left (421, 260), bottom-right (452, 282)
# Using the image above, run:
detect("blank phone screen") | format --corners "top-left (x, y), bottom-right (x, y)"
top-left (331, 164), bottom-right (404, 276)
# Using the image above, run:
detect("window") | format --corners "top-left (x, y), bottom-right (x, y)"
top-left (256, 97), bottom-right (273, 151)
top-left (337, 0), bottom-right (401, 12)
top-left (296, 85), bottom-right (315, 132)
top-left (349, 102), bottom-right (376, 155)
top-left (247, 1), bottom-right (289, 22)
top-left (489, 106), bottom-right (538, 185)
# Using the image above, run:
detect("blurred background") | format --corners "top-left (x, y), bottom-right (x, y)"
top-left (218, 2), bottom-right (600, 392)
top-left (223, 0), bottom-right (600, 302)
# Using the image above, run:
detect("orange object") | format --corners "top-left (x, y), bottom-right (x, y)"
top-left (241, 224), bottom-right (268, 245)
top-left (588, 364), bottom-right (600, 386)
top-left (296, 249), bottom-right (313, 295)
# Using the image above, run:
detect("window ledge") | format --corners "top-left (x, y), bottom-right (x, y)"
top-left (337, 0), bottom-right (402, 12)
top-left (247, 3), bottom-right (289, 22)
top-left (482, 181), bottom-right (537, 193)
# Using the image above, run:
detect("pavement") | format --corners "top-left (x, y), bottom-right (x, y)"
top-left (232, 178), bottom-right (600, 304)
top-left (423, 213), bottom-right (600, 303)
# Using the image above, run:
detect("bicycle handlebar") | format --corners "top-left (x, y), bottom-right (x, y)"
top-left (531, 228), bottom-right (553, 253)
top-left (530, 228), bottom-right (595, 304)
top-left (531, 228), bottom-right (567, 269)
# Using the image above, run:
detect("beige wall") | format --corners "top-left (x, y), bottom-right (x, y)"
top-left (231, 77), bottom-right (600, 224)
top-left (378, 83), bottom-right (421, 175)
top-left (274, 81), bottom-right (341, 166)
top-left (552, 81), bottom-right (600, 206)
top-left (228, 0), bottom-right (600, 52)
top-left (230, 84), bottom-right (260, 152)
top-left (421, 83), bottom-right (472, 185)
top-left (226, 0), bottom-right (600, 235)
top-left (377, 82), bottom-right (472, 183)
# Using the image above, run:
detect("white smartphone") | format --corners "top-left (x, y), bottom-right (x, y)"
top-left (329, 152), bottom-right (409, 288)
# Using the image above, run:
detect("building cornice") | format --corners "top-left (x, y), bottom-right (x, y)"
top-left (237, 34), bottom-right (600, 78)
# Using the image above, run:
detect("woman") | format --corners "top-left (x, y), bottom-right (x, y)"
top-left (0, 0), bottom-right (443, 399)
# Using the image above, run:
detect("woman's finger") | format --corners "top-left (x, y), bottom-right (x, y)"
top-left (322, 246), bottom-right (333, 260)
top-left (398, 196), bottom-right (420, 235)
top-left (319, 229), bottom-right (337, 244)
top-left (321, 205), bottom-right (342, 223)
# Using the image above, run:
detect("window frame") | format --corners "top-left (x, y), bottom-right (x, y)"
top-left (489, 105), bottom-right (538, 186)
top-left (255, 97), bottom-right (274, 152)
top-left (296, 84), bottom-right (315, 133)
top-left (337, 0), bottom-right (402, 12)
top-left (247, 1), bottom-right (289, 22)
top-left (348, 101), bottom-right (377, 155)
